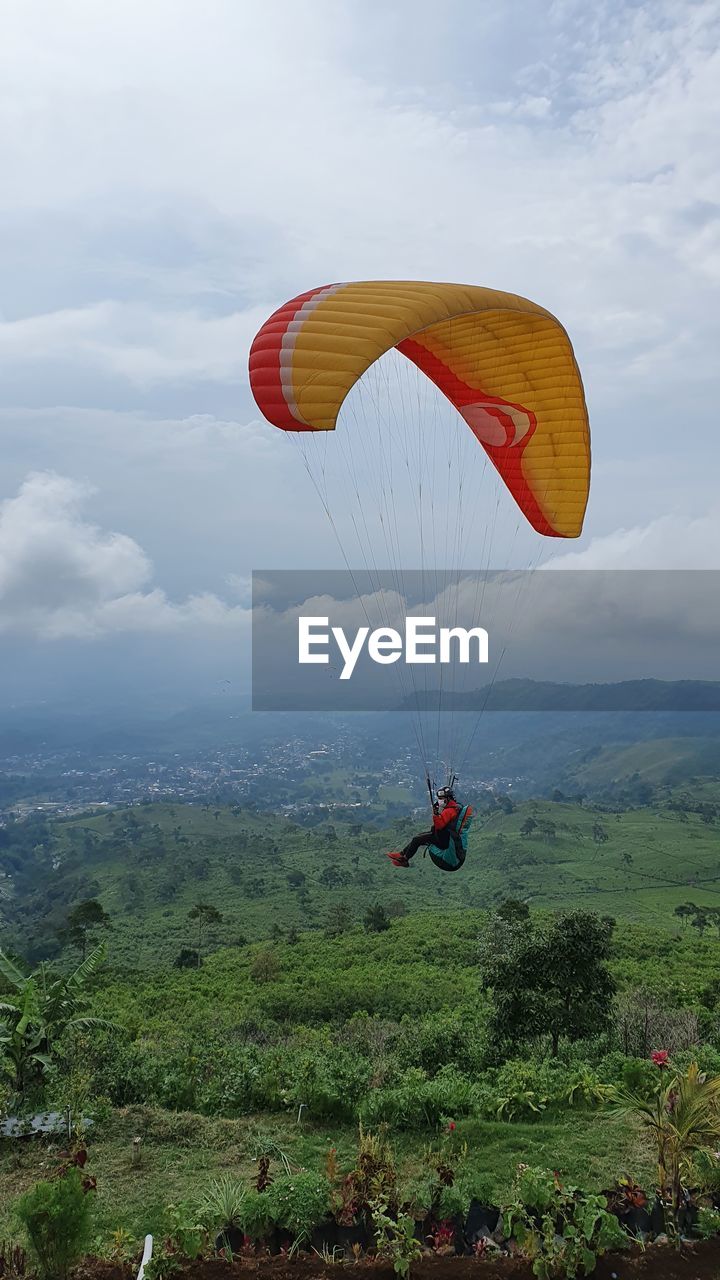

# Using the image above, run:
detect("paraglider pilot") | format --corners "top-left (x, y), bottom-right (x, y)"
top-left (387, 786), bottom-right (473, 873)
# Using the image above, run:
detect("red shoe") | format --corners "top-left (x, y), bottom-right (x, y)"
top-left (387, 850), bottom-right (410, 867)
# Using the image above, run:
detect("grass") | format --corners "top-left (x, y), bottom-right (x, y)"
top-left (0, 1104), bottom-right (652, 1250)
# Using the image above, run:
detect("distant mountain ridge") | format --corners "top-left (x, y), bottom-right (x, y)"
top-left (404, 678), bottom-right (720, 712)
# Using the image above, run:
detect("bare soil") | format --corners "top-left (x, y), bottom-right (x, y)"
top-left (109, 1238), bottom-right (720, 1280)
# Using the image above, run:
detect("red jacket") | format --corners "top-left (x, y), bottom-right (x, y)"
top-left (433, 799), bottom-right (461, 832)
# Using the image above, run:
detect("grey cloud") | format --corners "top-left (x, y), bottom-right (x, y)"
top-left (0, 472), bottom-right (248, 638)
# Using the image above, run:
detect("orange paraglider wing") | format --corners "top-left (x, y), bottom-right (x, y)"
top-left (249, 280), bottom-right (590, 537)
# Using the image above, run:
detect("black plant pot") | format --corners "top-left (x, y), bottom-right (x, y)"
top-left (256, 1228), bottom-right (288, 1256)
top-left (465, 1200), bottom-right (500, 1239)
top-left (214, 1227), bottom-right (245, 1254)
top-left (616, 1206), bottom-right (651, 1237)
top-left (310, 1217), bottom-right (339, 1254)
top-left (650, 1198), bottom-right (666, 1236)
top-left (413, 1218), bottom-right (431, 1246)
top-left (335, 1220), bottom-right (372, 1256)
top-left (678, 1201), bottom-right (699, 1236)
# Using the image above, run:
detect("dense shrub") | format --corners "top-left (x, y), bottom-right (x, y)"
top-left (267, 1172), bottom-right (332, 1242)
top-left (359, 1067), bottom-right (477, 1129)
top-left (15, 1169), bottom-right (94, 1280)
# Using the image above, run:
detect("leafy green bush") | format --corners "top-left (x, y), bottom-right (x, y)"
top-left (267, 1172), bottom-right (331, 1244)
top-left (396, 1012), bottom-right (485, 1076)
top-left (399, 1176), bottom-right (435, 1219)
top-left (371, 1202), bottom-right (423, 1279)
top-left (504, 1167), bottom-right (628, 1279)
top-left (437, 1183), bottom-right (468, 1220)
top-left (15, 1169), bottom-right (94, 1280)
top-left (237, 1189), bottom-right (277, 1242)
top-left (596, 1053), bottom-right (658, 1099)
top-left (359, 1067), bottom-right (476, 1129)
top-left (457, 1172), bottom-right (497, 1207)
top-left (475, 1059), bottom-right (611, 1123)
top-left (514, 1166), bottom-right (557, 1214)
top-left (144, 1203), bottom-right (205, 1280)
top-left (278, 1043), bottom-right (371, 1121)
top-left (696, 1206), bottom-right (720, 1239)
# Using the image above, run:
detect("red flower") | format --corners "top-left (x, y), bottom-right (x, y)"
top-left (651, 1050), bottom-right (670, 1069)
top-left (447, 1121), bottom-right (456, 1131)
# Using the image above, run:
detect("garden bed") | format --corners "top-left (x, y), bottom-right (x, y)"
top-left (72, 1239), bottom-right (720, 1280)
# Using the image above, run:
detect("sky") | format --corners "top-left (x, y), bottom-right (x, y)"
top-left (1, 0), bottom-right (719, 706)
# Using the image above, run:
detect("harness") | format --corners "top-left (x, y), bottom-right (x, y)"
top-left (427, 804), bottom-right (474, 873)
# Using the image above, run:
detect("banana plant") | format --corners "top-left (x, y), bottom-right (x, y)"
top-left (0, 943), bottom-right (113, 1095)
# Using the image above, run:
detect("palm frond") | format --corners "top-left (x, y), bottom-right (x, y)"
top-left (68, 1016), bottom-right (119, 1033)
top-left (0, 949), bottom-right (28, 991)
top-left (67, 942), bottom-right (108, 991)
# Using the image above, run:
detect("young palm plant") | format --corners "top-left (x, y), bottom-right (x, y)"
top-left (612, 1058), bottom-right (720, 1234)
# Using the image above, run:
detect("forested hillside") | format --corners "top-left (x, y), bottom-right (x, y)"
top-left (3, 782), bottom-right (720, 966)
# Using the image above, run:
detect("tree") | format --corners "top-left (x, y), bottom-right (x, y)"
top-left (250, 947), bottom-right (280, 984)
top-left (592, 823), bottom-right (609, 845)
top-left (58, 900), bottom-right (111, 960)
top-left (481, 910), bottom-right (616, 1058)
top-left (707, 908), bottom-right (720, 939)
top-left (496, 897), bottom-right (530, 925)
top-left (536, 820), bottom-right (557, 845)
top-left (691, 908), bottom-right (710, 938)
top-left (674, 903), bottom-right (695, 930)
top-left (325, 901), bottom-right (354, 936)
top-left (319, 864), bottom-right (344, 888)
top-left (520, 817), bottom-right (537, 838)
top-left (364, 903), bottom-right (390, 934)
top-left (187, 903), bottom-right (223, 960)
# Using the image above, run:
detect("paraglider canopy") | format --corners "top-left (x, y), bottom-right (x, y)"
top-left (249, 280), bottom-right (590, 538)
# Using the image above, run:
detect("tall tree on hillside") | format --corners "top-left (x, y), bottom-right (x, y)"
top-left (691, 907), bottom-right (710, 937)
top-left (58, 899), bottom-right (111, 959)
top-left (325, 901), bottom-right (354, 936)
top-left (480, 910), bottom-right (616, 1058)
top-left (364, 903), bottom-right (390, 933)
top-left (674, 903), bottom-right (695, 930)
top-left (187, 903), bottom-right (223, 961)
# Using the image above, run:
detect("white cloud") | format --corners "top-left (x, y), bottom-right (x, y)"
top-left (545, 508), bottom-right (720, 569)
top-left (0, 302), bottom-right (269, 387)
top-left (0, 472), bottom-right (247, 638)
